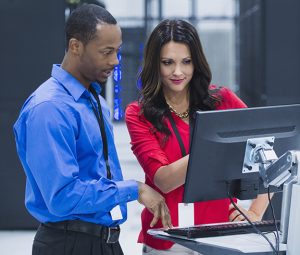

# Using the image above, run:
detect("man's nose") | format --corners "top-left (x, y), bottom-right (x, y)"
top-left (109, 52), bottom-right (119, 66)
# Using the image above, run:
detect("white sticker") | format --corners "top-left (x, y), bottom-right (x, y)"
top-left (110, 205), bottom-right (123, 221)
top-left (178, 203), bottom-right (194, 227)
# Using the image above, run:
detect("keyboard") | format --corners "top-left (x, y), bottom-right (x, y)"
top-left (164, 220), bottom-right (280, 238)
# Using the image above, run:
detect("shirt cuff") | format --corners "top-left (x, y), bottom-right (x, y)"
top-left (115, 180), bottom-right (139, 204)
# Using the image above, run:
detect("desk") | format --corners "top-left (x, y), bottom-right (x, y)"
top-left (148, 229), bottom-right (286, 255)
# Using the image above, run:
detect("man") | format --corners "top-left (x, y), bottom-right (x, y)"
top-left (13, 4), bottom-right (171, 255)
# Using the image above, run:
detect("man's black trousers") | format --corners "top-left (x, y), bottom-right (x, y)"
top-left (32, 224), bottom-right (124, 255)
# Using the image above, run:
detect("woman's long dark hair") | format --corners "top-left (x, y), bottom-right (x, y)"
top-left (139, 19), bottom-right (220, 136)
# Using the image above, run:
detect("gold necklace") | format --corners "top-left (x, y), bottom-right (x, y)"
top-left (167, 102), bottom-right (189, 119)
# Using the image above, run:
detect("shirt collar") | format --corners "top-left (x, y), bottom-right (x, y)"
top-left (51, 64), bottom-right (102, 101)
top-left (90, 82), bottom-right (102, 95)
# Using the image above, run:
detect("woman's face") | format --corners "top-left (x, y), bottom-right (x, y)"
top-left (160, 41), bottom-right (194, 97)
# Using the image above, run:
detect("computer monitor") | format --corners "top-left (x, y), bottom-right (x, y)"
top-left (183, 104), bottom-right (300, 203)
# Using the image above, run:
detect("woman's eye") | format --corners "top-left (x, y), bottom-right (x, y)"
top-left (183, 59), bottom-right (192, 64)
top-left (162, 61), bottom-right (172, 65)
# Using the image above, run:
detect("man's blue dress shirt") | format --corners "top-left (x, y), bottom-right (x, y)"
top-left (13, 64), bottom-right (138, 226)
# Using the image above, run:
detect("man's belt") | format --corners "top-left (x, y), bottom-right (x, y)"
top-left (42, 220), bottom-right (120, 243)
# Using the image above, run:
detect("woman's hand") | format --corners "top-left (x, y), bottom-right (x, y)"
top-left (229, 194), bottom-right (271, 222)
top-left (229, 203), bottom-right (262, 222)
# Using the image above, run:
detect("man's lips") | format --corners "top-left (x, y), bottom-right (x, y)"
top-left (102, 69), bottom-right (113, 78)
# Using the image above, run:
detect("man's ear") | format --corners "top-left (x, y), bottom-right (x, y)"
top-left (68, 38), bottom-right (83, 56)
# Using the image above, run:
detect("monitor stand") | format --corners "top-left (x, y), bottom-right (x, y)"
top-left (148, 149), bottom-right (300, 255)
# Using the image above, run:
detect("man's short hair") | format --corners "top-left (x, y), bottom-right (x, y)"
top-left (65, 4), bottom-right (117, 48)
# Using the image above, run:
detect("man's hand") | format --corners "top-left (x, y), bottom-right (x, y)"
top-left (137, 181), bottom-right (172, 229)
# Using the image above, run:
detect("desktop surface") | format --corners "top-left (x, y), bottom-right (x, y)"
top-left (148, 227), bottom-right (286, 255)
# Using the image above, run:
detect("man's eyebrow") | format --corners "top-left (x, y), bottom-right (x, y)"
top-left (102, 47), bottom-right (115, 50)
top-left (102, 44), bottom-right (122, 50)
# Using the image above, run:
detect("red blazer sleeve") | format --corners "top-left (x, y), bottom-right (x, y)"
top-left (216, 87), bottom-right (247, 110)
top-left (125, 102), bottom-right (169, 182)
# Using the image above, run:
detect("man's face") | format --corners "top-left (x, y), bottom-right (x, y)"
top-left (78, 23), bottom-right (122, 85)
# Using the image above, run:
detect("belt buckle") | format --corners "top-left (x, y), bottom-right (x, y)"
top-left (106, 226), bottom-right (120, 243)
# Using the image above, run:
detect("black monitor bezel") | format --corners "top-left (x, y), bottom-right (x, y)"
top-left (183, 104), bottom-right (300, 203)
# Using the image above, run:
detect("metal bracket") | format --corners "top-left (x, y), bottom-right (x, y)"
top-left (242, 136), bottom-right (277, 174)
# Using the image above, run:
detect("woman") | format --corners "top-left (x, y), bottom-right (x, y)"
top-left (125, 19), bottom-right (270, 254)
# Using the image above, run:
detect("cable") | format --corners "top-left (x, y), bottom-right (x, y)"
top-left (267, 187), bottom-right (280, 252)
top-left (228, 193), bottom-right (279, 255)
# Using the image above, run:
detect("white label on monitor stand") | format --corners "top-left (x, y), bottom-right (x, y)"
top-left (178, 203), bottom-right (194, 227)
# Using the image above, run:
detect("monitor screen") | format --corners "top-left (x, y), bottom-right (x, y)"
top-left (183, 104), bottom-right (300, 203)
